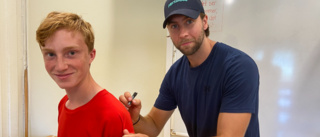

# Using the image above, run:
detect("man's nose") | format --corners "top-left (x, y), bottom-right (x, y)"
top-left (179, 26), bottom-right (189, 38)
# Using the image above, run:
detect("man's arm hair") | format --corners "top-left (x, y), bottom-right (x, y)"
top-left (216, 112), bottom-right (251, 137)
top-left (133, 107), bottom-right (174, 137)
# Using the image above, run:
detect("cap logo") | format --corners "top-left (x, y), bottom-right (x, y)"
top-left (168, 0), bottom-right (188, 8)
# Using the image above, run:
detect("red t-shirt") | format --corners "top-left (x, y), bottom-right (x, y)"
top-left (58, 89), bottom-right (134, 137)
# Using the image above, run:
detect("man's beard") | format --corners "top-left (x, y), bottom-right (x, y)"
top-left (174, 29), bottom-right (205, 56)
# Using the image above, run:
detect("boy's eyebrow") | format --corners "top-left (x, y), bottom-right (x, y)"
top-left (40, 46), bottom-right (78, 52)
top-left (40, 47), bottom-right (54, 53)
top-left (62, 46), bottom-right (78, 51)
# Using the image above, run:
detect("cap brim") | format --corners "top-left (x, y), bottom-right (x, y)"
top-left (163, 9), bottom-right (200, 29)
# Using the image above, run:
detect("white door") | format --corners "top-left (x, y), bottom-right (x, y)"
top-left (167, 39), bottom-right (188, 137)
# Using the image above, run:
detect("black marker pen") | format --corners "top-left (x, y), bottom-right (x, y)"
top-left (128, 92), bottom-right (138, 106)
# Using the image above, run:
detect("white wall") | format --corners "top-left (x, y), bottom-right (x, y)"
top-left (212, 1), bottom-right (320, 136)
top-left (27, 0), bottom-right (166, 136)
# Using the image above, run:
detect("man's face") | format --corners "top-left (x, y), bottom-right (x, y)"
top-left (167, 14), bottom-right (206, 56)
top-left (41, 29), bottom-right (95, 90)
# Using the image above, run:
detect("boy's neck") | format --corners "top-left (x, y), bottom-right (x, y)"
top-left (64, 75), bottom-right (103, 110)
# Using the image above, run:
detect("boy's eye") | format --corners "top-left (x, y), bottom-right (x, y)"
top-left (43, 52), bottom-right (55, 60)
top-left (47, 53), bottom-right (55, 57)
top-left (68, 51), bottom-right (75, 56)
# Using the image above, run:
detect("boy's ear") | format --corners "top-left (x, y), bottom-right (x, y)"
top-left (89, 49), bottom-right (96, 63)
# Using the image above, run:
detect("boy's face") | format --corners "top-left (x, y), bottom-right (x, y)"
top-left (40, 29), bottom-right (95, 90)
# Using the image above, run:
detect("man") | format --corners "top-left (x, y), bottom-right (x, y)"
top-left (121, 0), bottom-right (260, 136)
top-left (36, 11), bottom-right (134, 136)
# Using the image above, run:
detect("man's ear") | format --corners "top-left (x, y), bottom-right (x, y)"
top-left (202, 14), bottom-right (209, 30)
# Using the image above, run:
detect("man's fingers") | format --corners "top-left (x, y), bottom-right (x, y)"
top-left (120, 91), bottom-right (135, 107)
top-left (119, 95), bottom-right (129, 106)
top-left (123, 129), bottom-right (130, 135)
top-left (124, 91), bottom-right (132, 100)
top-left (131, 98), bottom-right (141, 106)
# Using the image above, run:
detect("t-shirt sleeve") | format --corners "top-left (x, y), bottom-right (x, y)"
top-left (122, 110), bottom-right (134, 133)
top-left (220, 53), bottom-right (259, 113)
top-left (154, 69), bottom-right (177, 111)
top-left (103, 111), bottom-right (134, 137)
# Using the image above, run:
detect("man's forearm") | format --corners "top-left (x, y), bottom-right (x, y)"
top-left (133, 115), bottom-right (162, 137)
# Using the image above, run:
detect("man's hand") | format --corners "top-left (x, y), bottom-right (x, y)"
top-left (123, 129), bottom-right (149, 137)
top-left (119, 91), bottom-right (142, 123)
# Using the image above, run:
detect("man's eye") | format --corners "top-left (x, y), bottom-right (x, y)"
top-left (186, 20), bottom-right (193, 24)
top-left (171, 24), bottom-right (178, 29)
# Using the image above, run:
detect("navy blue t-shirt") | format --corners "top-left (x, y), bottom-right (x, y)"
top-left (154, 42), bottom-right (260, 137)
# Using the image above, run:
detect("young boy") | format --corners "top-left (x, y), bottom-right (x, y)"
top-left (36, 11), bottom-right (134, 136)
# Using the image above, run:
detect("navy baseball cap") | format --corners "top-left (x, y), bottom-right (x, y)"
top-left (163, 0), bottom-right (205, 28)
